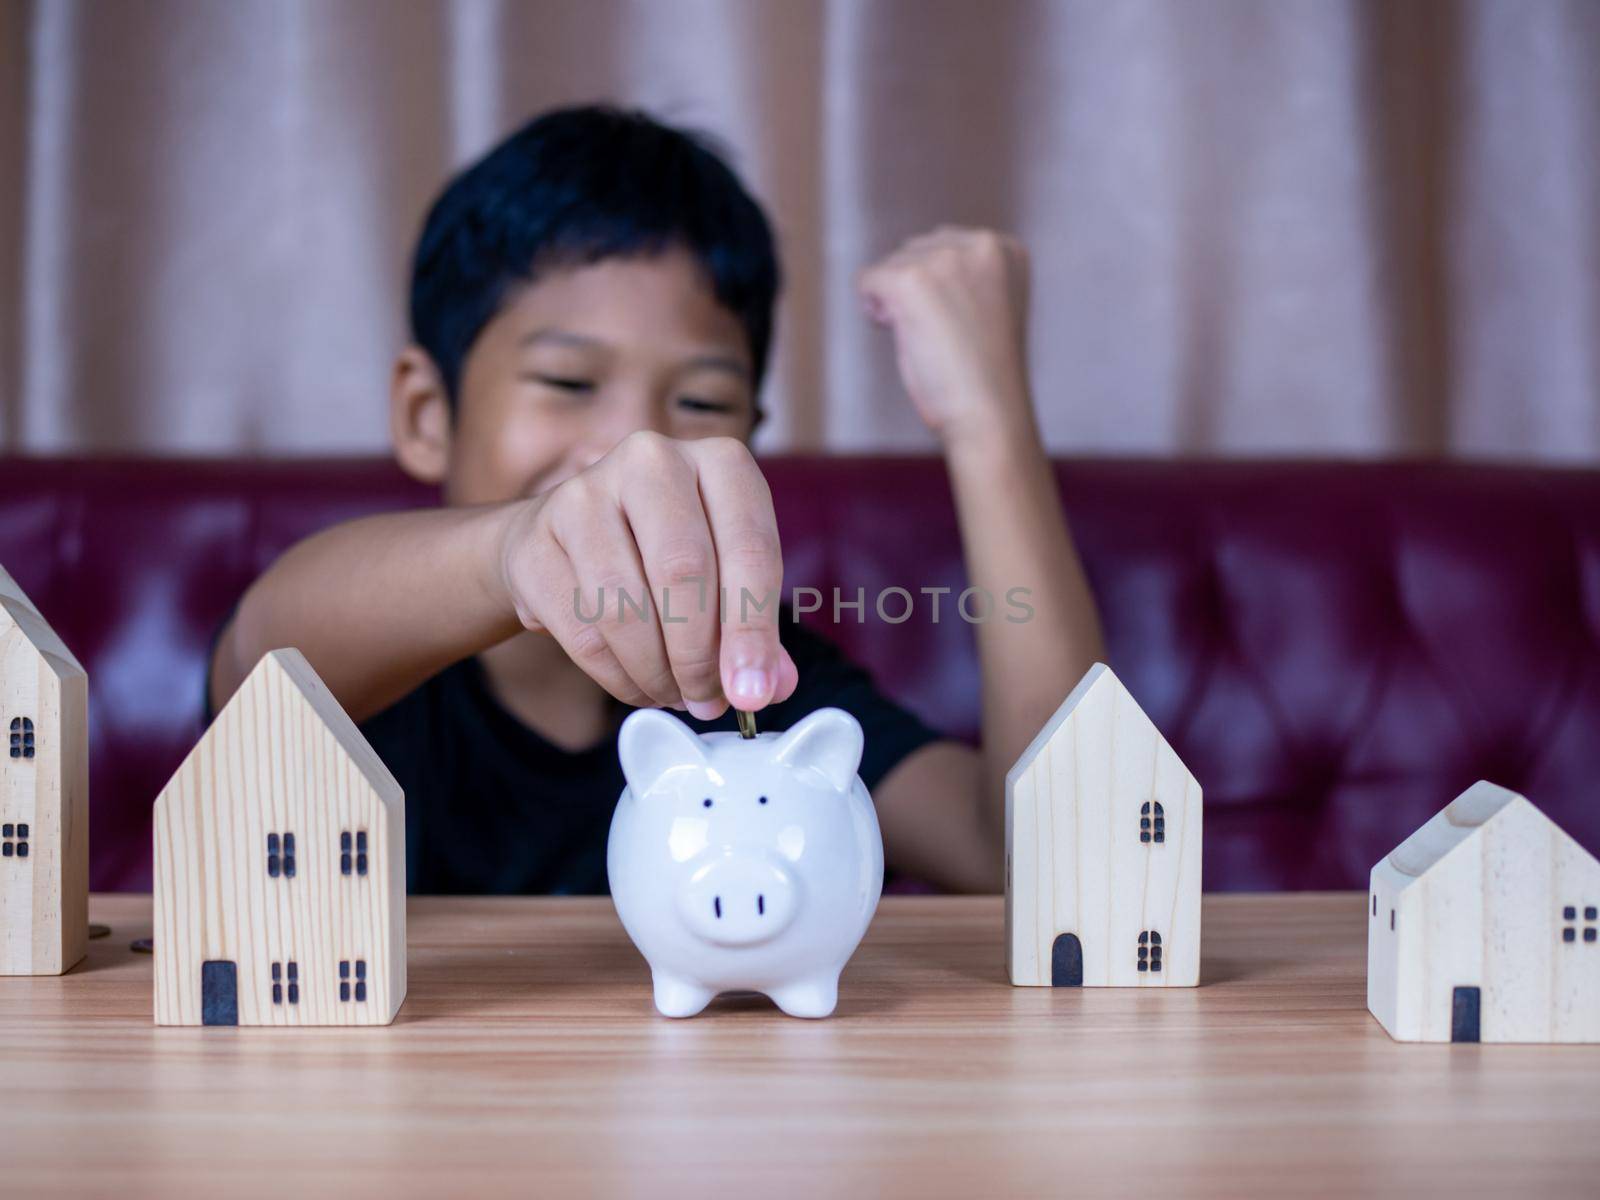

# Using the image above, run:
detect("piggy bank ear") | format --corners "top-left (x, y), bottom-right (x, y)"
top-left (618, 707), bottom-right (711, 798)
top-left (770, 708), bottom-right (864, 792)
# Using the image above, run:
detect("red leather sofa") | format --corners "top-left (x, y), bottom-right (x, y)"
top-left (4, 456), bottom-right (1598, 893)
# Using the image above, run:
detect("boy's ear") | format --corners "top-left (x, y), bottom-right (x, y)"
top-left (390, 346), bottom-right (452, 485)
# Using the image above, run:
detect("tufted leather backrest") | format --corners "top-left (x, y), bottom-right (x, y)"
top-left (3, 456), bottom-right (1598, 891)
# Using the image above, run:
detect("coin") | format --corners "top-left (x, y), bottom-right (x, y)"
top-left (130, 938), bottom-right (153, 955)
top-left (736, 709), bottom-right (757, 739)
top-left (88, 923), bottom-right (111, 939)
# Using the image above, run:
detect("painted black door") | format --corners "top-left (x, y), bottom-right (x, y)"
top-left (1451, 985), bottom-right (1481, 1043)
top-left (1051, 933), bottom-right (1084, 987)
top-left (201, 960), bottom-right (239, 1026)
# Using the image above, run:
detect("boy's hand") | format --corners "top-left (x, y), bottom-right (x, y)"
top-left (496, 431), bottom-right (798, 720)
top-left (858, 227), bottom-right (1034, 446)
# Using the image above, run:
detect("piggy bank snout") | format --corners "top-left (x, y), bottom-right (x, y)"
top-left (677, 852), bottom-right (799, 947)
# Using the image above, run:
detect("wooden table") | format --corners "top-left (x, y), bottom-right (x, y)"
top-left (2, 894), bottom-right (1596, 1197)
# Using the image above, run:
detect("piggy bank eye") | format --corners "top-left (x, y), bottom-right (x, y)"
top-left (702, 798), bottom-right (713, 808)
top-left (758, 795), bottom-right (768, 805)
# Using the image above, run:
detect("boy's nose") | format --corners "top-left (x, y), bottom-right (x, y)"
top-left (581, 407), bottom-right (674, 470)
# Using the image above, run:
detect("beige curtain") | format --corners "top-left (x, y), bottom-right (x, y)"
top-left (1, 0), bottom-right (1597, 460)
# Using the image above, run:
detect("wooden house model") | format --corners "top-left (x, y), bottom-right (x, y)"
top-left (1368, 781), bottom-right (1600, 1043)
top-left (0, 563), bottom-right (89, 976)
top-left (154, 648), bottom-right (406, 1025)
top-left (1006, 663), bottom-right (1202, 987)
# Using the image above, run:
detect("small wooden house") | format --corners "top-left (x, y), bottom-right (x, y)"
top-left (0, 564), bottom-right (89, 976)
top-left (1368, 781), bottom-right (1600, 1043)
top-left (1006, 663), bottom-right (1202, 987)
top-left (154, 649), bottom-right (406, 1025)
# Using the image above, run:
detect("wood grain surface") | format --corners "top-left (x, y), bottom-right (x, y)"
top-left (1, 893), bottom-right (1597, 1198)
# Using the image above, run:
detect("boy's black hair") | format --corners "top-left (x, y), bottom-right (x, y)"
top-left (409, 105), bottom-right (781, 405)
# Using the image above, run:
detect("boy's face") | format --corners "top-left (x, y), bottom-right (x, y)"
top-left (402, 247), bottom-right (759, 508)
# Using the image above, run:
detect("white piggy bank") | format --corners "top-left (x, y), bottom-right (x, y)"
top-left (607, 706), bottom-right (884, 1018)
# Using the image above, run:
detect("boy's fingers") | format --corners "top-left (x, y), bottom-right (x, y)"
top-left (857, 270), bottom-right (896, 321)
top-left (772, 646), bottom-right (799, 705)
top-left (553, 500), bottom-right (683, 710)
top-left (526, 544), bottom-right (654, 709)
top-left (857, 264), bottom-right (897, 314)
top-left (686, 438), bottom-right (784, 711)
top-left (617, 448), bottom-right (725, 718)
top-left (859, 262), bottom-right (927, 329)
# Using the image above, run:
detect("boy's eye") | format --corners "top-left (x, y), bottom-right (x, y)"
top-left (524, 374), bottom-right (595, 393)
top-left (677, 396), bottom-right (738, 415)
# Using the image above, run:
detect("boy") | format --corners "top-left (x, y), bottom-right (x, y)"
top-left (211, 106), bottom-right (1103, 895)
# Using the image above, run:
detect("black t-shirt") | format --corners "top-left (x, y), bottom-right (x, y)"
top-left (356, 611), bottom-right (945, 894)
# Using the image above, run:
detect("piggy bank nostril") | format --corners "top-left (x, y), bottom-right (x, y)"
top-left (758, 893), bottom-right (765, 916)
top-left (714, 896), bottom-right (722, 919)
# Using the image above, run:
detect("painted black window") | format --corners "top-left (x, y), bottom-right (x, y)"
top-left (1, 822), bottom-right (28, 858)
top-left (271, 960), bottom-right (299, 1005)
top-left (1562, 905), bottom-right (1598, 945)
top-left (1140, 801), bottom-right (1166, 845)
top-left (8, 717), bottom-right (34, 759)
top-left (267, 831), bottom-right (296, 878)
top-left (341, 830), bottom-right (369, 877)
top-left (1137, 930), bottom-right (1163, 973)
top-left (339, 959), bottom-right (368, 1003)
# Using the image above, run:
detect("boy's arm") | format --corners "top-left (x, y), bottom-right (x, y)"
top-left (211, 502), bottom-right (520, 722)
top-left (859, 228), bottom-right (1106, 892)
top-left (211, 433), bottom-right (797, 724)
